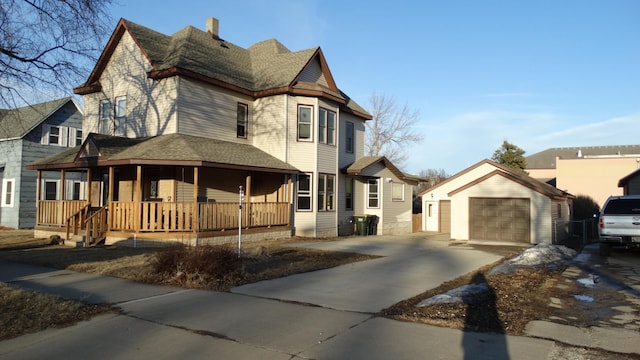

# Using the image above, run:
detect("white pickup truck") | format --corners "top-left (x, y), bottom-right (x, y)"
top-left (599, 195), bottom-right (640, 255)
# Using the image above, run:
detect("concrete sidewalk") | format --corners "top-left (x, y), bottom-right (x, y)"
top-left (2, 234), bottom-right (639, 359)
top-left (0, 258), bottom-right (557, 359)
top-left (233, 234), bottom-right (503, 312)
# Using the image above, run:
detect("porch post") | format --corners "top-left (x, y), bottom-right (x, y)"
top-left (86, 168), bottom-right (92, 206)
top-left (135, 165), bottom-right (142, 233)
top-left (35, 170), bottom-right (42, 225)
top-left (60, 170), bottom-right (66, 200)
top-left (193, 167), bottom-right (199, 239)
top-left (108, 166), bottom-right (114, 231)
top-left (245, 174), bottom-right (251, 228)
top-left (58, 169), bottom-right (66, 225)
top-left (288, 176), bottom-right (293, 227)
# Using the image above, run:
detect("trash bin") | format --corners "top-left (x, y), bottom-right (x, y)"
top-left (353, 215), bottom-right (368, 236)
top-left (366, 215), bottom-right (378, 235)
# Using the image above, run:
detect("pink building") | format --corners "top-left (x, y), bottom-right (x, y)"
top-left (526, 145), bottom-right (640, 207)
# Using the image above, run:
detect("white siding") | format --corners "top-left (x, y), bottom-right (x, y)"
top-left (422, 162), bottom-right (505, 232)
top-left (83, 32), bottom-right (178, 138)
top-left (450, 174), bottom-right (552, 244)
top-left (253, 95), bottom-right (287, 160)
top-left (177, 78), bottom-right (253, 142)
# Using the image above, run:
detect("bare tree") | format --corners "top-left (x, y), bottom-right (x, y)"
top-left (416, 168), bottom-right (449, 193)
top-left (365, 92), bottom-right (422, 166)
top-left (0, 0), bottom-right (113, 107)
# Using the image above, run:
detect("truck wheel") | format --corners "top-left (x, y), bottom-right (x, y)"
top-left (599, 243), bottom-right (612, 256)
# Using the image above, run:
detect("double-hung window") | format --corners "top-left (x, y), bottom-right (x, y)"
top-left (74, 129), bottom-right (83, 146)
top-left (345, 121), bottom-right (354, 153)
top-left (1, 179), bottom-right (15, 207)
top-left (99, 99), bottom-right (111, 134)
top-left (42, 125), bottom-right (72, 147)
top-left (318, 108), bottom-right (336, 145)
top-left (318, 174), bottom-right (335, 211)
top-left (114, 96), bottom-right (126, 136)
top-left (297, 173), bottom-right (312, 211)
top-left (237, 103), bottom-right (248, 138)
top-left (297, 105), bottom-right (313, 141)
top-left (367, 178), bottom-right (379, 208)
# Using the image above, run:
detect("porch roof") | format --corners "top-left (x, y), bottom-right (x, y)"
top-left (27, 133), bottom-right (299, 173)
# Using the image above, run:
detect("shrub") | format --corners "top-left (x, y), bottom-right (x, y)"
top-left (152, 244), bottom-right (240, 279)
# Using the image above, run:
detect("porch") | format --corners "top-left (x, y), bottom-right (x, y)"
top-left (36, 199), bottom-right (291, 246)
top-left (27, 133), bottom-right (300, 246)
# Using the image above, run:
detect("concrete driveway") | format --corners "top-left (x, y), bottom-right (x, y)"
top-left (232, 233), bottom-right (503, 313)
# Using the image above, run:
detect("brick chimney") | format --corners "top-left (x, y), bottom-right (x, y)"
top-left (206, 17), bottom-right (219, 38)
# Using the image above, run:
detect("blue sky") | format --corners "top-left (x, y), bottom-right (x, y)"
top-left (108, 0), bottom-right (640, 175)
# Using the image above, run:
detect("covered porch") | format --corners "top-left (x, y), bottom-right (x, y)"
top-left (28, 133), bottom-right (298, 246)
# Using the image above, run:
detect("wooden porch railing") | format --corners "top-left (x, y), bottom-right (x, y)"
top-left (37, 200), bottom-right (89, 227)
top-left (66, 203), bottom-right (91, 240)
top-left (85, 206), bottom-right (108, 245)
top-left (38, 200), bottom-right (290, 235)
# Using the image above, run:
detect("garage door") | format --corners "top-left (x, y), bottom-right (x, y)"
top-left (469, 198), bottom-right (530, 242)
top-left (439, 200), bottom-right (451, 233)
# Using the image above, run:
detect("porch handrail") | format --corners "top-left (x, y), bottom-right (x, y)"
top-left (84, 206), bottom-right (108, 246)
top-left (65, 203), bottom-right (91, 241)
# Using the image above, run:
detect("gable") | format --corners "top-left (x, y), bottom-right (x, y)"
top-left (0, 98), bottom-right (76, 140)
top-left (298, 57), bottom-right (329, 87)
top-left (74, 18), bottom-right (371, 120)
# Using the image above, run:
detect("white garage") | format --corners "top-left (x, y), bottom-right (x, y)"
top-left (420, 160), bottom-right (573, 244)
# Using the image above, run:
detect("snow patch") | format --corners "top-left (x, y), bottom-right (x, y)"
top-left (417, 283), bottom-right (490, 307)
top-left (489, 243), bottom-right (577, 275)
top-left (573, 295), bottom-right (594, 302)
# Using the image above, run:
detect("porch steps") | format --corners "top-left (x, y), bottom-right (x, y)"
top-left (69, 234), bottom-right (106, 247)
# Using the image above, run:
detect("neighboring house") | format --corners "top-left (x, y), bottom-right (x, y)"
top-left (0, 98), bottom-right (84, 228)
top-left (420, 160), bottom-right (574, 244)
top-left (28, 17), bottom-right (414, 245)
top-left (526, 145), bottom-right (640, 207)
top-left (618, 168), bottom-right (640, 195)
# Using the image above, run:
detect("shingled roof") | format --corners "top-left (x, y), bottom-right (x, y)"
top-left (28, 133), bottom-right (299, 174)
top-left (0, 98), bottom-right (75, 139)
top-left (526, 145), bottom-right (640, 169)
top-left (345, 156), bottom-right (420, 185)
top-left (75, 18), bottom-right (371, 119)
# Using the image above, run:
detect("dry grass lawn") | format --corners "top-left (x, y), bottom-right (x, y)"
top-left (2, 228), bottom-right (638, 360)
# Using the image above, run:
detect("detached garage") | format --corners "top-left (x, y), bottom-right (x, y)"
top-left (421, 160), bottom-right (574, 244)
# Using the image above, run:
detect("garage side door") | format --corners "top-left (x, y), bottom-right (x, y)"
top-left (439, 200), bottom-right (451, 233)
top-left (469, 198), bottom-right (530, 242)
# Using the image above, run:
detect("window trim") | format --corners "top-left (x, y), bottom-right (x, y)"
top-left (296, 173), bottom-right (312, 211)
top-left (1, 179), bottom-right (15, 208)
top-left (318, 107), bottom-right (336, 146)
top-left (99, 99), bottom-right (111, 134)
top-left (391, 181), bottom-right (405, 201)
top-left (236, 102), bottom-right (248, 139)
top-left (345, 121), bottom-right (354, 153)
top-left (367, 178), bottom-right (380, 209)
top-left (317, 173), bottom-right (335, 212)
top-left (345, 177), bottom-right (354, 211)
top-left (72, 128), bottom-right (83, 146)
top-left (43, 180), bottom-right (60, 201)
top-left (297, 105), bottom-right (313, 142)
top-left (114, 95), bottom-right (127, 136)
